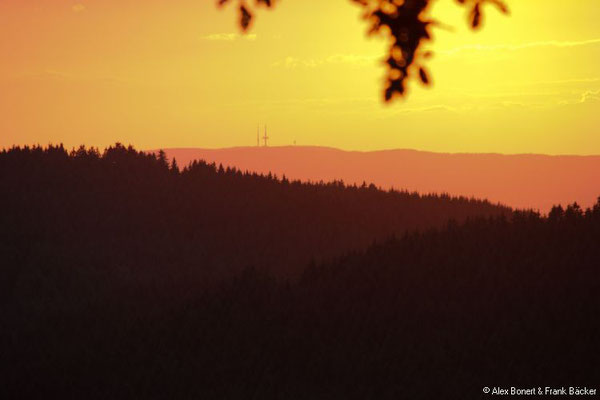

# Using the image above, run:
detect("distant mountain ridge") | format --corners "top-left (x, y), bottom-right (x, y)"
top-left (155, 146), bottom-right (600, 211)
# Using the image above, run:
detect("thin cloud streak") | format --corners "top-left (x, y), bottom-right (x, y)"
top-left (440, 38), bottom-right (600, 56)
top-left (272, 54), bottom-right (378, 69)
top-left (200, 33), bottom-right (257, 42)
top-left (272, 37), bottom-right (600, 69)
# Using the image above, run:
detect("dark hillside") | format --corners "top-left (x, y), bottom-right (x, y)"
top-left (284, 206), bottom-right (600, 396)
top-left (0, 143), bottom-right (507, 286)
top-left (2, 199), bottom-right (599, 399)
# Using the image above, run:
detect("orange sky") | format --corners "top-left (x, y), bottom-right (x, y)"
top-left (1, 0), bottom-right (599, 154)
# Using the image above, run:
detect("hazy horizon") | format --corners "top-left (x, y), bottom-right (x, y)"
top-left (150, 144), bottom-right (600, 157)
top-left (153, 145), bottom-right (600, 212)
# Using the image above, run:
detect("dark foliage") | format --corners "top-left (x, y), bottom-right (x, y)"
top-left (217, 0), bottom-right (508, 101)
top-left (3, 144), bottom-right (597, 398)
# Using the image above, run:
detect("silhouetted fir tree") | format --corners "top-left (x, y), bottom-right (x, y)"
top-left (170, 157), bottom-right (179, 174)
top-left (548, 204), bottom-right (564, 222)
top-left (157, 149), bottom-right (168, 168)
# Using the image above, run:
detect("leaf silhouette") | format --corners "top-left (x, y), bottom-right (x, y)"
top-left (217, 0), bottom-right (508, 101)
top-left (240, 4), bottom-right (252, 31)
top-left (470, 3), bottom-right (482, 29)
top-left (419, 67), bottom-right (430, 85)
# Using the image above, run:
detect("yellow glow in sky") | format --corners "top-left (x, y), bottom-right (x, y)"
top-left (1, 0), bottom-right (599, 154)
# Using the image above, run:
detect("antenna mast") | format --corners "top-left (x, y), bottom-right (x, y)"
top-left (262, 124), bottom-right (269, 147)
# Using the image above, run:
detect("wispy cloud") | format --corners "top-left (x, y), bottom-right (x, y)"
top-left (272, 54), bottom-right (378, 69)
top-left (580, 89), bottom-right (600, 103)
top-left (560, 89), bottom-right (600, 105)
top-left (8, 70), bottom-right (130, 86)
top-left (494, 77), bottom-right (600, 89)
top-left (271, 57), bottom-right (311, 69)
top-left (200, 33), bottom-right (257, 42)
top-left (440, 38), bottom-right (600, 56)
top-left (392, 104), bottom-right (461, 114)
top-left (72, 4), bottom-right (85, 13)
top-left (389, 88), bottom-right (600, 117)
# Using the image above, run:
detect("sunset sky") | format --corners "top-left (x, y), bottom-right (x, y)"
top-left (1, 0), bottom-right (599, 154)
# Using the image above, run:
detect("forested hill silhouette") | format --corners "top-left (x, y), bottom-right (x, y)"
top-left (0, 143), bottom-right (507, 283)
top-left (2, 190), bottom-right (599, 398)
top-left (158, 146), bottom-right (600, 212)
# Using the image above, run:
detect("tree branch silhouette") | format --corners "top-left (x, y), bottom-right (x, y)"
top-left (216, 0), bottom-right (508, 101)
